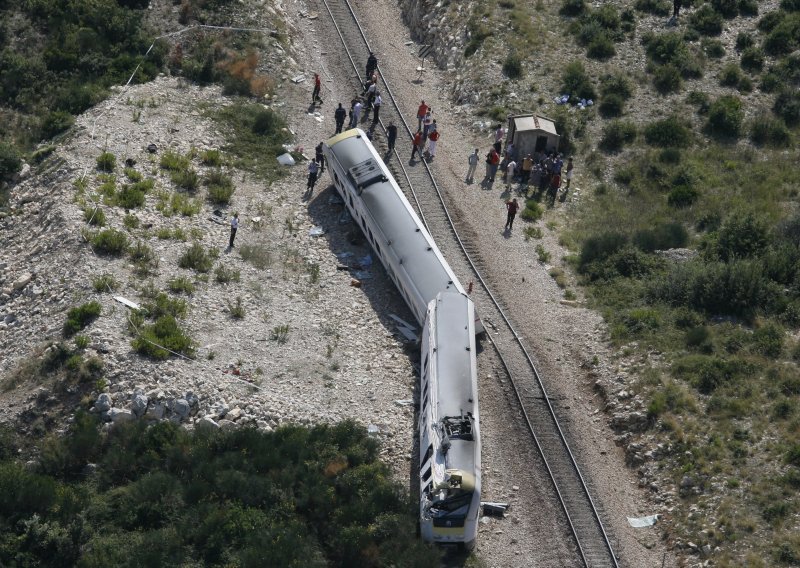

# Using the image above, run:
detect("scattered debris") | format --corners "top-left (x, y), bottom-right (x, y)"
top-left (291, 75), bottom-right (306, 84)
top-left (277, 153), bottom-right (295, 166)
top-left (482, 502), bottom-right (510, 517)
top-left (350, 278), bottom-right (361, 288)
top-left (208, 214), bottom-right (226, 225)
top-left (627, 514), bottom-right (659, 528)
top-left (394, 399), bottom-right (413, 406)
top-left (146, 143), bottom-right (157, 153)
top-left (367, 424), bottom-right (380, 436)
top-left (113, 296), bottom-right (141, 310)
top-left (353, 270), bottom-right (372, 280)
top-left (308, 226), bottom-right (325, 237)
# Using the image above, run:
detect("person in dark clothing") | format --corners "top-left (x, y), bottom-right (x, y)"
top-left (372, 93), bottom-right (382, 124)
top-left (307, 160), bottom-right (319, 193)
top-left (315, 143), bottom-right (325, 173)
top-left (411, 131), bottom-right (423, 160)
top-left (311, 73), bottom-right (321, 105)
top-left (229, 213), bottom-right (239, 248)
top-left (673, 0), bottom-right (682, 18)
top-left (334, 103), bottom-right (346, 134)
top-left (505, 199), bottom-right (519, 230)
top-left (386, 122), bottom-right (398, 151)
top-left (366, 52), bottom-right (378, 79)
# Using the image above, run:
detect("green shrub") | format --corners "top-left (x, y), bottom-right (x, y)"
top-left (716, 211), bottom-right (770, 261)
top-left (143, 292), bottom-right (187, 320)
top-left (587, 34), bottom-right (616, 59)
top-left (752, 321), bottom-right (785, 356)
top-left (759, 10), bottom-right (785, 32)
top-left (761, 72), bottom-right (782, 93)
top-left (653, 64), bottom-right (683, 93)
top-left (560, 0), bottom-right (586, 16)
top-left (40, 111), bottom-right (74, 139)
top-left (672, 354), bottom-right (748, 394)
top-left (774, 89), bottom-right (800, 127)
top-left (1, 142), bottom-right (24, 181)
top-left (750, 116), bottom-right (792, 147)
top-left (561, 61), bottom-right (596, 100)
top-left (668, 186), bottom-right (700, 208)
top-left (740, 46), bottom-right (764, 71)
top-left (690, 4), bottom-right (723, 35)
top-left (633, 222), bottom-right (689, 251)
top-left (116, 184), bottom-right (146, 209)
top-left (579, 231), bottom-right (629, 273)
top-left (63, 301), bottom-right (101, 337)
top-left (600, 73), bottom-right (634, 100)
top-left (686, 90), bottom-right (711, 113)
top-left (92, 273), bottom-right (119, 292)
top-left (783, 0), bottom-right (800, 10)
top-left (719, 63), bottom-right (742, 87)
top-left (735, 32), bottom-right (755, 50)
top-left (91, 229), bottom-right (129, 256)
top-left (129, 241), bottom-right (157, 275)
top-left (599, 120), bottom-right (637, 152)
top-left (644, 117), bottom-right (692, 147)
top-left (711, 0), bottom-right (738, 17)
top-left (201, 149), bottom-right (222, 166)
top-left (659, 147), bottom-right (682, 163)
top-left (171, 168), bottom-right (199, 191)
top-left (124, 167), bottom-right (142, 182)
top-left (520, 200), bottom-right (543, 222)
top-left (252, 109), bottom-right (283, 136)
top-left (214, 264), bottom-right (241, 284)
top-left (599, 93), bottom-right (624, 117)
top-left (160, 150), bottom-right (190, 172)
top-left (635, 0), bottom-right (671, 15)
top-left (702, 38), bottom-right (726, 58)
top-left (204, 170), bottom-right (235, 204)
top-left (132, 315), bottom-right (195, 360)
top-left (707, 95), bottom-right (743, 138)
top-left (83, 206), bottom-right (106, 226)
top-left (123, 213), bottom-right (140, 229)
top-left (738, 0), bottom-right (758, 15)
top-left (167, 276), bottom-right (195, 295)
top-left (96, 152), bottom-right (116, 173)
top-left (763, 15), bottom-right (800, 55)
top-left (239, 244), bottom-right (272, 269)
top-left (502, 52), bottom-right (523, 78)
top-left (179, 243), bottom-right (214, 273)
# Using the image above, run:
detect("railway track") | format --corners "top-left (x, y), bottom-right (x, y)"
top-left (315, 1), bottom-right (620, 566)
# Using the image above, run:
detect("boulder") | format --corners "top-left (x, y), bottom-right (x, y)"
top-left (195, 416), bottom-right (220, 433)
top-left (170, 398), bottom-right (190, 419)
top-left (109, 408), bottom-right (135, 424)
top-left (218, 419), bottom-right (238, 432)
top-left (144, 402), bottom-right (165, 421)
top-left (226, 407), bottom-right (243, 421)
top-left (12, 273), bottom-right (33, 292)
top-left (95, 393), bottom-right (112, 413)
top-left (131, 394), bottom-right (148, 417)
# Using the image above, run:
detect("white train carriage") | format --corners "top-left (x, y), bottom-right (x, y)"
top-left (322, 129), bottom-right (466, 327)
top-left (419, 292), bottom-right (481, 547)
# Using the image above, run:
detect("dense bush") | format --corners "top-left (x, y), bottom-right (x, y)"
top-left (690, 4), bottom-right (724, 35)
top-left (600, 73), bottom-right (634, 99)
top-left (178, 243), bottom-right (214, 273)
top-left (739, 0), bottom-right (758, 15)
top-left (702, 38), bottom-right (726, 58)
top-left (653, 64), bottom-right (683, 93)
top-left (160, 150), bottom-right (190, 172)
top-left (774, 89), bottom-right (800, 127)
top-left (644, 117), bottom-right (692, 147)
top-left (40, 111), bottom-right (74, 139)
top-left (740, 46), bottom-right (764, 71)
top-left (560, 0), bottom-right (586, 16)
top-left (587, 35), bottom-right (616, 59)
top-left (83, 206), bottom-right (105, 226)
top-left (715, 211), bottom-right (770, 261)
top-left (635, 0), bottom-right (671, 15)
top-left (561, 61), bottom-right (596, 100)
top-left (719, 63), bottom-right (743, 86)
top-left (0, 142), bottom-right (21, 181)
top-left (707, 95), bottom-right (743, 138)
top-left (205, 170), bottom-right (236, 204)
top-left (116, 184), bottom-right (146, 209)
top-left (671, 354), bottom-right (750, 393)
top-left (763, 13), bottom-right (800, 55)
top-left (735, 32), bottom-right (755, 50)
top-left (599, 94), bottom-right (625, 117)
top-left (171, 168), bottom-right (199, 191)
top-left (599, 120), bottom-right (637, 152)
top-left (96, 151), bottom-right (115, 173)
top-left (143, 293), bottom-right (187, 320)
top-left (668, 185), bottom-right (700, 207)
top-left (91, 229), bottom-right (129, 256)
top-left (63, 301), bottom-right (101, 337)
top-left (711, 0), bottom-right (739, 18)
top-left (579, 231), bottom-right (629, 272)
top-left (750, 115), bottom-right (792, 147)
top-left (633, 222), bottom-right (689, 251)
top-left (131, 314), bottom-right (195, 359)
top-left (502, 51), bottom-right (523, 78)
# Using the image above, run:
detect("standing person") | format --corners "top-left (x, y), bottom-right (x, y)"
top-left (315, 142), bottom-right (325, 173)
top-left (334, 103), bottom-right (346, 134)
top-left (351, 100), bottom-right (362, 128)
top-left (307, 160), bottom-right (319, 194)
top-left (504, 198), bottom-right (519, 231)
top-left (564, 157), bottom-right (574, 190)
top-left (494, 124), bottom-right (506, 153)
top-left (366, 80), bottom-right (377, 107)
top-left (366, 51), bottom-right (378, 79)
top-left (506, 157), bottom-right (517, 189)
top-left (673, 0), bottom-right (682, 18)
top-left (466, 148), bottom-right (479, 183)
top-left (229, 213), bottom-right (239, 248)
top-left (416, 100), bottom-right (428, 131)
top-left (386, 121), bottom-right (398, 151)
top-left (489, 147), bottom-right (500, 182)
top-left (411, 130), bottom-right (423, 160)
top-left (422, 109), bottom-right (433, 139)
top-left (427, 129), bottom-right (440, 159)
top-left (521, 154), bottom-right (533, 184)
top-left (311, 73), bottom-right (321, 105)
top-left (372, 93), bottom-right (382, 124)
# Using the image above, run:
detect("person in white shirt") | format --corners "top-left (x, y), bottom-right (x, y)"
top-left (351, 101), bottom-right (362, 128)
top-left (372, 93), bottom-right (382, 124)
top-left (229, 213), bottom-right (239, 248)
top-left (506, 158), bottom-right (517, 189)
top-left (466, 148), bottom-right (479, 183)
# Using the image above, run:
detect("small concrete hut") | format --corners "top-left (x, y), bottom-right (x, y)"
top-left (506, 114), bottom-right (560, 158)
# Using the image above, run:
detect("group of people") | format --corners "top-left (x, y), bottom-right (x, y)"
top-left (410, 100), bottom-right (440, 161)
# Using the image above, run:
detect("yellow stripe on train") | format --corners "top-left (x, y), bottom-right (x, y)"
top-left (325, 128), bottom-right (362, 147)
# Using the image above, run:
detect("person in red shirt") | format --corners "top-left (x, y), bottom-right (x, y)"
top-left (416, 100), bottom-right (428, 131)
top-left (505, 198), bottom-right (519, 231)
top-left (312, 73), bottom-right (321, 105)
top-left (411, 130), bottom-right (423, 160)
top-left (427, 129), bottom-right (440, 159)
top-left (489, 148), bottom-right (500, 182)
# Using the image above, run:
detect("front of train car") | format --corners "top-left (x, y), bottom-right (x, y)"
top-left (419, 292), bottom-right (481, 548)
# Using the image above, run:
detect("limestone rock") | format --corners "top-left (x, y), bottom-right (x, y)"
top-left (95, 393), bottom-right (112, 413)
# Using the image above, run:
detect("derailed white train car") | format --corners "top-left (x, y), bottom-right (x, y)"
top-left (419, 291), bottom-right (481, 548)
top-left (323, 129), bottom-right (481, 547)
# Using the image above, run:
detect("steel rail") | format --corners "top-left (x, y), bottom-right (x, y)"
top-left (315, 0), bottom-right (619, 565)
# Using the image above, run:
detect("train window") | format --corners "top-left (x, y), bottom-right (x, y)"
top-left (361, 217), bottom-right (366, 231)
top-left (423, 444), bottom-right (433, 464)
top-left (374, 242), bottom-right (381, 254)
top-left (422, 465), bottom-right (432, 482)
top-left (334, 172), bottom-right (339, 185)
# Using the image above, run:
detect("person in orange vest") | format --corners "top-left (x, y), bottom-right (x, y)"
top-left (416, 100), bottom-right (428, 131)
top-left (411, 130), bottom-right (423, 160)
top-left (312, 73), bottom-right (322, 105)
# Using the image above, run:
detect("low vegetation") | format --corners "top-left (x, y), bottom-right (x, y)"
top-left (63, 301), bottom-right (101, 337)
top-left (0, 418), bottom-right (438, 565)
